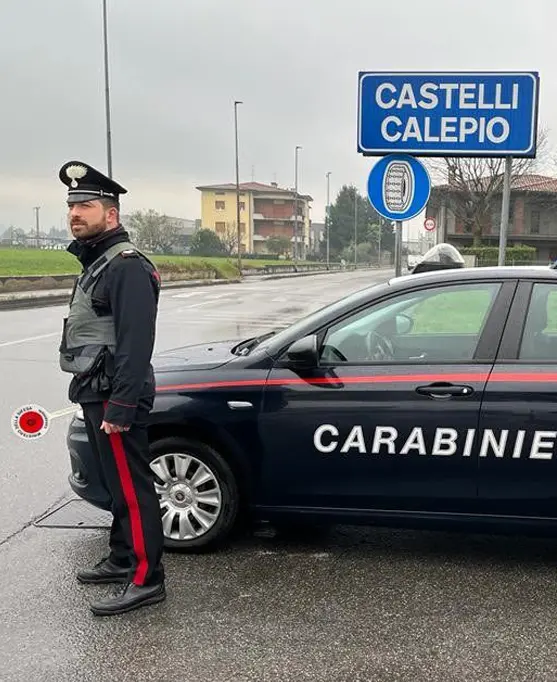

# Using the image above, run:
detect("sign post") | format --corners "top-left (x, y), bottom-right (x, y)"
top-left (498, 156), bottom-right (513, 266)
top-left (358, 71), bottom-right (540, 267)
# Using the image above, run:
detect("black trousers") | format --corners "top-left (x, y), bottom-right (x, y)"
top-left (82, 400), bottom-right (164, 586)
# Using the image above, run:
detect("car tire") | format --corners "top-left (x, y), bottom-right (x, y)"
top-left (149, 436), bottom-right (240, 553)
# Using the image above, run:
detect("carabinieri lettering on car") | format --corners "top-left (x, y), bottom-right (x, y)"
top-left (313, 425), bottom-right (557, 460)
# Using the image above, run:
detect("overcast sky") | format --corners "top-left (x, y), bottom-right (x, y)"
top-left (1, 0), bottom-right (556, 234)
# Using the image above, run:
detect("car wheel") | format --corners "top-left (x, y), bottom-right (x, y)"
top-left (149, 436), bottom-right (240, 552)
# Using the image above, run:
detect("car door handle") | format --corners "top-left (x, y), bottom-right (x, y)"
top-left (415, 383), bottom-right (474, 399)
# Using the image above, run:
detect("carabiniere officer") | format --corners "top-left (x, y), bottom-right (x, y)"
top-left (58, 160), bottom-right (166, 616)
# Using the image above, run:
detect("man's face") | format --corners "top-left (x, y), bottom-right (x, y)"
top-left (68, 200), bottom-right (116, 240)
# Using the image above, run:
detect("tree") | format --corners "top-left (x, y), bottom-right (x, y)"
top-left (266, 235), bottom-right (291, 257)
top-left (127, 209), bottom-right (180, 253)
top-left (218, 222), bottom-right (239, 255)
top-left (426, 126), bottom-right (553, 246)
top-left (322, 184), bottom-right (395, 258)
top-left (188, 228), bottom-right (227, 257)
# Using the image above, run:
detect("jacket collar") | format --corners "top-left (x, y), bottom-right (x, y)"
top-left (67, 225), bottom-right (131, 268)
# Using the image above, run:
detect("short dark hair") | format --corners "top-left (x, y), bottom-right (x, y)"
top-left (99, 197), bottom-right (120, 212)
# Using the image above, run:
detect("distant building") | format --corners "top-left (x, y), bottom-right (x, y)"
top-left (195, 181), bottom-right (313, 258)
top-left (426, 174), bottom-right (557, 262)
top-left (309, 222), bottom-right (325, 255)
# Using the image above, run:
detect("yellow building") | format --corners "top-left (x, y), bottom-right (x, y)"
top-left (196, 181), bottom-right (313, 257)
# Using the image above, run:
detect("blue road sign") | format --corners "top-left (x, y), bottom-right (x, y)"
top-left (358, 71), bottom-right (539, 158)
top-left (367, 154), bottom-right (431, 222)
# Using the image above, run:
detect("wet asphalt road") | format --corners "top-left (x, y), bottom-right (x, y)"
top-left (4, 268), bottom-right (557, 681)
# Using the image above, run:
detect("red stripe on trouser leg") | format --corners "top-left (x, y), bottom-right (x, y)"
top-left (107, 430), bottom-right (149, 586)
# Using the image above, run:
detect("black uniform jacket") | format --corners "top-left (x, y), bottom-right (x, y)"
top-left (66, 226), bottom-right (161, 425)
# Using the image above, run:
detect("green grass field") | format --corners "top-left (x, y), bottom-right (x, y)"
top-left (0, 247), bottom-right (319, 279)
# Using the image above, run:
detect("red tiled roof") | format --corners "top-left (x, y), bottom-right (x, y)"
top-left (433, 174), bottom-right (557, 194)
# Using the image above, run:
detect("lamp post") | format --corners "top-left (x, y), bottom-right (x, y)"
top-left (33, 206), bottom-right (40, 249)
top-left (102, 0), bottom-right (112, 178)
top-left (234, 100), bottom-right (243, 271)
top-left (325, 172), bottom-right (331, 269)
top-left (294, 146), bottom-right (302, 261)
top-left (354, 187), bottom-right (358, 267)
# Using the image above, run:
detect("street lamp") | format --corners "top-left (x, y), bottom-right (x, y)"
top-left (325, 172), bottom-right (331, 268)
top-left (102, 0), bottom-right (113, 177)
top-left (234, 100), bottom-right (243, 271)
top-left (294, 146), bottom-right (302, 260)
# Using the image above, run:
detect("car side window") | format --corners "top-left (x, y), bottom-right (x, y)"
top-left (319, 282), bottom-right (501, 364)
top-left (518, 283), bottom-right (557, 361)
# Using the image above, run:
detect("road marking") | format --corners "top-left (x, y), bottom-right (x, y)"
top-left (0, 332), bottom-right (59, 349)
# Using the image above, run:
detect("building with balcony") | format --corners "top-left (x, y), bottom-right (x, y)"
top-left (196, 181), bottom-right (313, 257)
top-left (426, 174), bottom-right (557, 263)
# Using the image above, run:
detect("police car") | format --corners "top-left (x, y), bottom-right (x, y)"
top-left (67, 265), bottom-right (557, 551)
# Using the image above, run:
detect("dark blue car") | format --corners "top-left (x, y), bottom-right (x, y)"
top-left (67, 265), bottom-right (557, 551)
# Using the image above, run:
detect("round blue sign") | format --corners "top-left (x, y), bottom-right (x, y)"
top-left (367, 154), bottom-right (431, 221)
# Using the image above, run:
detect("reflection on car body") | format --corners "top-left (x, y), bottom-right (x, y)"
top-left (67, 265), bottom-right (557, 552)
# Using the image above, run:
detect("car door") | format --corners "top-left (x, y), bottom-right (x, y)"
top-left (478, 278), bottom-right (557, 519)
top-left (257, 278), bottom-right (516, 515)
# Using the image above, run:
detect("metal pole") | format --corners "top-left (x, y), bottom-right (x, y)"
top-left (294, 146), bottom-right (301, 261)
top-left (395, 220), bottom-right (402, 276)
top-left (102, 0), bottom-right (113, 178)
top-left (354, 188), bottom-right (358, 267)
top-left (234, 100), bottom-right (243, 270)
top-left (326, 171), bottom-right (331, 268)
top-left (498, 156), bottom-right (513, 266)
top-left (34, 206), bottom-right (40, 248)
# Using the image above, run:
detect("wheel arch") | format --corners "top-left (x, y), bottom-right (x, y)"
top-left (147, 418), bottom-right (254, 511)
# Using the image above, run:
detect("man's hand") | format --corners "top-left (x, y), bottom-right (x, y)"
top-left (100, 421), bottom-right (131, 434)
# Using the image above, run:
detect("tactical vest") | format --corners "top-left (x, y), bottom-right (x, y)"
top-left (59, 241), bottom-right (157, 376)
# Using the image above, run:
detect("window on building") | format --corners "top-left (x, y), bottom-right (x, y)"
top-left (239, 202), bottom-right (245, 211)
top-left (215, 222), bottom-right (226, 233)
top-left (531, 209), bottom-right (541, 234)
top-left (215, 201), bottom-right (225, 210)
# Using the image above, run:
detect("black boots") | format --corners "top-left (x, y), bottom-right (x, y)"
top-left (77, 557), bottom-right (129, 585)
top-left (89, 581), bottom-right (166, 616)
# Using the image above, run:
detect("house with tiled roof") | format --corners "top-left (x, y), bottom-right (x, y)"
top-left (426, 173), bottom-right (557, 262)
top-left (196, 181), bottom-right (313, 258)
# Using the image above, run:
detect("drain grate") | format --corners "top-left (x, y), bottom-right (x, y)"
top-left (35, 499), bottom-right (112, 529)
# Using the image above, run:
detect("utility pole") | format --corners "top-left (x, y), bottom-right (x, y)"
top-left (294, 146), bottom-right (302, 261)
top-left (326, 171), bottom-right (331, 269)
top-left (102, 0), bottom-right (113, 177)
top-left (33, 206), bottom-right (40, 248)
top-left (234, 100), bottom-right (243, 271)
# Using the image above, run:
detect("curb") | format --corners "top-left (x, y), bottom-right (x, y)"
top-left (0, 267), bottom-right (388, 311)
top-left (0, 277), bottom-right (242, 311)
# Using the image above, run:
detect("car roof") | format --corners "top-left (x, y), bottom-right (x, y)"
top-left (390, 265), bottom-right (557, 287)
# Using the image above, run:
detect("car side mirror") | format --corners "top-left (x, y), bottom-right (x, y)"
top-left (286, 334), bottom-right (319, 367)
top-left (395, 313), bottom-right (413, 335)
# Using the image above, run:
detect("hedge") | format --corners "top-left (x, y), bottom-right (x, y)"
top-left (460, 244), bottom-right (537, 264)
